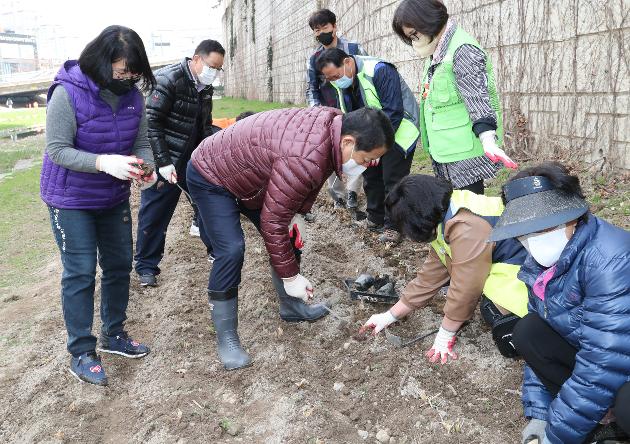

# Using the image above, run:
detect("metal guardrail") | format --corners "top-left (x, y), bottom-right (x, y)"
top-left (0, 125), bottom-right (45, 141)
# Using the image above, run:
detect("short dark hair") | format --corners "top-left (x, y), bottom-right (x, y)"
top-left (392, 0), bottom-right (449, 46)
top-left (308, 9), bottom-right (337, 30)
top-left (385, 175), bottom-right (453, 242)
top-left (316, 48), bottom-right (348, 72)
top-left (341, 108), bottom-right (395, 153)
top-left (503, 162), bottom-right (586, 202)
top-left (78, 25), bottom-right (155, 91)
top-left (236, 111), bottom-right (256, 121)
top-left (194, 39), bottom-right (226, 56)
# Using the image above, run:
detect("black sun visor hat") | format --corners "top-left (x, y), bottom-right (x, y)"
top-left (489, 175), bottom-right (589, 242)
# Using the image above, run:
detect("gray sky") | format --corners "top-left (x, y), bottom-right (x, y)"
top-left (0, 0), bottom-right (224, 62)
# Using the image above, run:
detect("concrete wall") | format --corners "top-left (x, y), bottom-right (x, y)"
top-left (222, 0), bottom-right (630, 169)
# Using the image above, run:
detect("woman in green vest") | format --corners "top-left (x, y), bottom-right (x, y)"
top-left (359, 175), bottom-right (529, 363)
top-left (392, 0), bottom-right (517, 195)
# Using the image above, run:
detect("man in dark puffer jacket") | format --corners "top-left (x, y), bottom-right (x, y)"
top-left (134, 40), bottom-right (225, 287)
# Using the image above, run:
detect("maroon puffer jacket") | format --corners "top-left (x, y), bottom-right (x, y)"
top-left (191, 107), bottom-right (344, 278)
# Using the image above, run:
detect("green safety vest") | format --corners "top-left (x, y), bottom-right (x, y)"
top-left (430, 190), bottom-right (528, 317)
top-left (420, 28), bottom-right (504, 163)
top-left (331, 56), bottom-right (421, 154)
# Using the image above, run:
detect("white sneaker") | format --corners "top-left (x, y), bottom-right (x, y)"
top-left (189, 222), bottom-right (200, 237)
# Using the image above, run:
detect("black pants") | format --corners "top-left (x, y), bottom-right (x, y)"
top-left (513, 313), bottom-right (630, 433)
top-left (363, 146), bottom-right (413, 229)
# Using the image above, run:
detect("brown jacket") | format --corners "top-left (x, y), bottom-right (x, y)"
top-left (401, 209), bottom-right (493, 322)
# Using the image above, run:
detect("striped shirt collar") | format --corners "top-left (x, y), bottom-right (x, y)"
top-left (430, 19), bottom-right (457, 66)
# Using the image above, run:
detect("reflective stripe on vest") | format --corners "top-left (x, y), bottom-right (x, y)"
top-left (332, 57), bottom-right (420, 152)
top-left (430, 190), bottom-right (528, 317)
top-left (419, 27), bottom-right (503, 163)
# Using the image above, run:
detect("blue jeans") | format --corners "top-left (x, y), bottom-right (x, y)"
top-left (134, 173), bottom-right (212, 276)
top-left (186, 162), bottom-right (261, 292)
top-left (48, 201), bottom-right (132, 357)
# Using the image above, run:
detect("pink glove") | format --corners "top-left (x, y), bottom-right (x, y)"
top-left (426, 326), bottom-right (458, 364)
top-left (479, 131), bottom-right (518, 169)
top-left (136, 172), bottom-right (158, 190)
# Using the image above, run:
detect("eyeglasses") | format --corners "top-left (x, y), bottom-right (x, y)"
top-left (201, 60), bottom-right (223, 72)
top-left (406, 30), bottom-right (422, 42)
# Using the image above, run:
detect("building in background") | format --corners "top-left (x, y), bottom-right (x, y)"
top-left (221, 0), bottom-right (630, 170)
top-left (0, 31), bottom-right (38, 77)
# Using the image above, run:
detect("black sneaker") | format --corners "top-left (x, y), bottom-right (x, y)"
top-left (97, 332), bottom-right (150, 358)
top-left (139, 274), bottom-right (157, 287)
top-left (367, 220), bottom-right (384, 233)
top-left (346, 191), bottom-right (358, 209)
top-left (378, 229), bottom-right (402, 244)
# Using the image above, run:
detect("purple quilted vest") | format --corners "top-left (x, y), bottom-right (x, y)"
top-left (40, 60), bottom-right (143, 209)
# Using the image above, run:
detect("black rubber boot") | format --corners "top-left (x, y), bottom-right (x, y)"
top-left (271, 270), bottom-right (329, 322)
top-left (209, 289), bottom-right (251, 370)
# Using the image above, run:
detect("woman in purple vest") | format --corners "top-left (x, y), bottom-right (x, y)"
top-left (41, 26), bottom-right (157, 386)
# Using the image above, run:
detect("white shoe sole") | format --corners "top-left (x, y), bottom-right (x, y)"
top-left (67, 367), bottom-right (108, 386)
top-left (96, 348), bottom-right (149, 359)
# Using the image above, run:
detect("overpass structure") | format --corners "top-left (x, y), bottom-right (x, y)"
top-left (0, 60), bottom-right (179, 101)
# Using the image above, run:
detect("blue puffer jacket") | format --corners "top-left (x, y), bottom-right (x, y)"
top-left (518, 214), bottom-right (630, 443)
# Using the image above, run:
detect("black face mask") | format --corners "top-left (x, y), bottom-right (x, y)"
top-left (107, 78), bottom-right (136, 96)
top-left (316, 31), bottom-right (334, 46)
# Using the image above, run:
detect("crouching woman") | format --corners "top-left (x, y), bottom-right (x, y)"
top-left (360, 175), bottom-right (529, 363)
top-left (489, 162), bottom-right (630, 444)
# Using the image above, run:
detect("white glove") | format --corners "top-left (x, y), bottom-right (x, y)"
top-left (136, 171), bottom-right (158, 190)
top-left (282, 274), bottom-right (313, 302)
top-left (479, 130), bottom-right (518, 169)
top-left (289, 214), bottom-right (306, 249)
top-left (96, 155), bottom-right (142, 180)
top-left (521, 419), bottom-right (547, 444)
top-left (158, 164), bottom-right (178, 184)
top-left (426, 326), bottom-right (458, 364)
top-left (361, 310), bottom-right (397, 335)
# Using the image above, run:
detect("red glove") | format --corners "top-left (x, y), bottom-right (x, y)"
top-left (288, 214), bottom-right (305, 249)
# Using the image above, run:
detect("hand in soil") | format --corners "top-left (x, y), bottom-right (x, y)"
top-left (425, 326), bottom-right (459, 364)
top-left (358, 311), bottom-right (396, 335)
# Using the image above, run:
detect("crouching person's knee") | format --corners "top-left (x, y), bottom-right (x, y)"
top-left (512, 313), bottom-right (543, 359)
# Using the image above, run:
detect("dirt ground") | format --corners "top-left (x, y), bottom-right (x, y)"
top-left (0, 183), bottom-right (533, 444)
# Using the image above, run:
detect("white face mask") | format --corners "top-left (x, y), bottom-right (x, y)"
top-left (198, 65), bottom-right (218, 85)
top-left (518, 224), bottom-right (569, 268)
top-left (411, 35), bottom-right (439, 58)
top-left (342, 144), bottom-right (369, 176)
top-left (342, 158), bottom-right (367, 176)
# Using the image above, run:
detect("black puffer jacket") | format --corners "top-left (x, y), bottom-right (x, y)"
top-left (146, 58), bottom-right (215, 171)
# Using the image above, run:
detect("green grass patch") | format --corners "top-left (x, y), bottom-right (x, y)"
top-left (212, 97), bottom-right (294, 119)
top-left (0, 134), bottom-right (45, 173)
top-left (0, 162), bottom-right (55, 291)
top-left (0, 108), bottom-right (46, 131)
